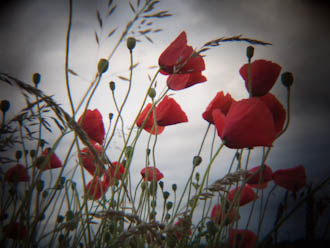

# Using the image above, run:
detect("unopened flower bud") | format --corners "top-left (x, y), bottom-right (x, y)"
top-left (172, 184), bottom-right (177, 192)
top-left (195, 172), bottom-right (200, 182)
top-left (0, 100), bottom-right (10, 113)
top-left (15, 150), bottom-right (22, 160)
top-left (98, 58), bottom-right (109, 74)
top-left (246, 46), bottom-right (254, 60)
top-left (109, 81), bottom-right (115, 91)
top-left (148, 88), bottom-right (156, 99)
top-left (163, 191), bottom-right (170, 200)
top-left (127, 37), bottom-right (136, 51)
top-left (109, 113), bottom-right (114, 121)
top-left (166, 201), bottom-right (173, 210)
top-left (33, 73), bottom-right (41, 86)
top-left (159, 180), bottom-right (164, 190)
top-left (193, 155), bottom-right (202, 167)
top-left (281, 72), bottom-right (294, 88)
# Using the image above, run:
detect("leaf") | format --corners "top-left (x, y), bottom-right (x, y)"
top-left (95, 31), bottom-right (99, 44)
top-left (138, 28), bottom-right (152, 35)
top-left (68, 68), bottom-right (79, 76)
top-left (108, 6), bottom-right (117, 16)
top-left (117, 75), bottom-right (130, 81)
top-left (96, 10), bottom-right (103, 28)
top-left (148, 65), bottom-right (158, 69)
top-left (144, 0), bottom-right (159, 13)
top-left (107, 28), bottom-right (117, 38)
top-left (129, 2), bottom-right (136, 13)
top-left (129, 63), bottom-right (139, 70)
top-left (145, 35), bottom-right (153, 43)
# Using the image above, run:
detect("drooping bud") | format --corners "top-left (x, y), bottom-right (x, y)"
top-left (15, 150), bottom-right (22, 160)
top-left (163, 191), bottom-right (170, 200)
top-left (109, 113), bottom-right (114, 121)
top-left (32, 73), bottom-right (41, 86)
top-left (246, 46), bottom-right (254, 60)
top-left (172, 184), bottom-right (177, 192)
top-left (193, 155), bottom-right (202, 167)
top-left (281, 72), bottom-right (294, 88)
top-left (148, 88), bottom-right (156, 99)
top-left (109, 81), bottom-right (115, 91)
top-left (166, 201), bottom-right (173, 210)
top-left (98, 58), bottom-right (109, 74)
top-left (159, 180), bottom-right (164, 190)
top-left (0, 100), bottom-right (10, 113)
top-left (127, 37), bottom-right (136, 51)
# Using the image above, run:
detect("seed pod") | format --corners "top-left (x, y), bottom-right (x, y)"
top-left (98, 58), bottom-right (109, 74)
top-left (109, 81), bottom-right (115, 91)
top-left (127, 37), bottom-right (136, 51)
top-left (193, 156), bottom-right (202, 167)
top-left (246, 46), bottom-right (254, 60)
top-left (148, 88), bottom-right (156, 99)
top-left (0, 100), bottom-right (10, 113)
top-left (32, 73), bottom-right (41, 86)
top-left (281, 72), bottom-right (294, 88)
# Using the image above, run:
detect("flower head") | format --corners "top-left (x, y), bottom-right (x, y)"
top-left (212, 98), bottom-right (276, 148)
top-left (37, 148), bottom-right (62, 171)
top-left (5, 164), bottom-right (29, 183)
top-left (239, 59), bottom-right (281, 96)
top-left (136, 103), bottom-right (165, 135)
top-left (246, 164), bottom-right (273, 189)
top-left (210, 203), bottom-right (239, 225)
top-left (78, 109), bottom-right (105, 144)
top-left (202, 91), bottom-right (235, 124)
top-left (140, 167), bottom-right (164, 182)
top-left (103, 162), bottom-right (126, 187)
top-left (86, 176), bottom-right (108, 200)
top-left (79, 142), bottom-right (104, 176)
top-left (166, 72), bottom-right (207, 91)
top-left (228, 185), bottom-right (258, 206)
top-left (229, 229), bottom-right (257, 248)
top-left (272, 165), bottom-right (306, 192)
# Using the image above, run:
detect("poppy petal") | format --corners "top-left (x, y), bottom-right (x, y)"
top-left (272, 165), bottom-right (306, 192)
top-left (156, 96), bottom-right (188, 126)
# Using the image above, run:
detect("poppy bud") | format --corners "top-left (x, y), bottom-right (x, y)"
top-left (165, 213), bottom-right (171, 220)
top-left (195, 172), bottom-right (200, 182)
top-left (15, 150), bottom-right (22, 160)
top-left (127, 37), bottom-right (136, 51)
top-left (246, 46), bottom-right (254, 60)
top-left (148, 88), bottom-right (156, 99)
top-left (57, 215), bottom-right (64, 223)
top-left (109, 113), bottom-right (113, 121)
top-left (151, 200), bottom-right (157, 208)
top-left (163, 191), bottom-right (170, 200)
top-left (193, 155), bottom-right (202, 167)
top-left (109, 81), bottom-right (115, 91)
top-left (166, 201), bottom-right (173, 210)
top-left (98, 58), bottom-right (109, 74)
top-left (172, 184), bottom-right (177, 192)
top-left (281, 72), bottom-right (294, 88)
top-left (33, 73), bottom-right (41, 86)
top-left (0, 100), bottom-right (10, 113)
top-left (159, 180), bottom-right (164, 190)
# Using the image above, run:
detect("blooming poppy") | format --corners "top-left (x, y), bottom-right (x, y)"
top-left (79, 142), bottom-right (104, 176)
top-left (174, 218), bottom-right (192, 240)
top-left (78, 109), bottom-right (105, 144)
top-left (103, 162), bottom-right (126, 187)
top-left (229, 229), bottom-right (257, 248)
top-left (228, 185), bottom-right (258, 206)
top-left (202, 91), bottom-right (235, 124)
top-left (260, 93), bottom-right (286, 135)
top-left (4, 164), bottom-right (29, 183)
top-left (3, 222), bottom-right (28, 240)
top-left (246, 164), bottom-right (273, 189)
top-left (210, 203), bottom-right (240, 225)
top-left (156, 96), bottom-right (188, 126)
top-left (158, 31), bottom-right (205, 75)
top-left (272, 165), bottom-right (306, 192)
top-left (36, 148), bottom-right (62, 171)
top-left (212, 98), bottom-right (276, 148)
top-left (239, 59), bottom-right (281, 96)
top-left (140, 167), bottom-right (164, 182)
top-left (136, 96), bottom-right (188, 134)
top-left (86, 176), bottom-right (108, 200)
top-left (166, 71), bottom-right (207, 91)
top-left (136, 103), bottom-right (165, 135)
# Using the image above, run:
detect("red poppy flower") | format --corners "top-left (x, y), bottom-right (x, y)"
top-left (212, 98), bottom-right (276, 148)
top-left (136, 103), bottom-right (165, 135)
top-left (86, 176), bottom-right (108, 200)
top-left (158, 31), bottom-right (205, 75)
top-left (174, 218), bottom-right (192, 240)
top-left (166, 71), bottom-right (207, 91)
top-left (103, 162), bottom-right (126, 187)
top-left (202, 91), bottom-right (235, 124)
top-left (272, 165), bottom-right (306, 192)
top-left (239, 59), bottom-right (281, 96)
top-left (210, 203), bottom-right (240, 225)
top-left (260, 93), bottom-right (286, 135)
top-left (79, 142), bottom-right (104, 176)
top-left (4, 164), bottom-right (29, 183)
top-left (78, 109), bottom-right (105, 144)
top-left (140, 167), bottom-right (164, 182)
top-left (228, 185), bottom-right (258, 206)
top-left (229, 229), bottom-right (257, 248)
top-left (3, 222), bottom-right (28, 240)
top-left (156, 96), bottom-right (188, 126)
top-left (37, 148), bottom-right (62, 170)
top-left (246, 164), bottom-right (273, 189)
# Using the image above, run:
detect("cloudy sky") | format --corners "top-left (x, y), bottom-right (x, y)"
top-left (1, 0), bottom-right (330, 242)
